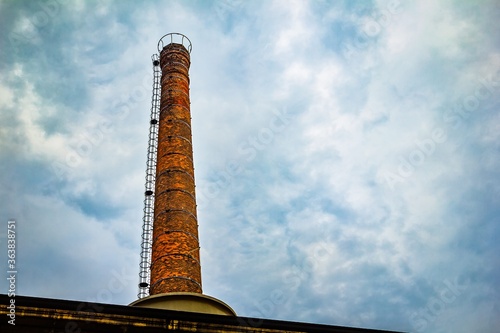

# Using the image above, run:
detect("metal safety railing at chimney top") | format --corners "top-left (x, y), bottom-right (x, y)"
top-left (157, 32), bottom-right (192, 53)
top-left (138, 54), bottom-right (161, 299)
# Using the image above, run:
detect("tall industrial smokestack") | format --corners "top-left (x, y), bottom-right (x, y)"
top-left (131, 33), bottom-right (234, 316)
top-left (149, 35), bottom-right (202, 295)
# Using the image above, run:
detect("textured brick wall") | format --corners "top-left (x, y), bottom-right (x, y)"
top-left (150, 43), bottom-right (202, 294)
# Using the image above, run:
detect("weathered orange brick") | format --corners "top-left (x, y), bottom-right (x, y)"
top-left (150, 43), bottom-right (202, 295)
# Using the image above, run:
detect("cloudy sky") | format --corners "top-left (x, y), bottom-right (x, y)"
top-left (1, 0), bottom-right (499, 332)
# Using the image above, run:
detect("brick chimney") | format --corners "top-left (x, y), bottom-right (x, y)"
top-left (132, 33), bottom-right (234, 316)
top-left (149, 40), bottom-right (202, 295)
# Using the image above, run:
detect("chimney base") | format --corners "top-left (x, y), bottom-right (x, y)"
top-left (129, 292), bottom-right (236, 316)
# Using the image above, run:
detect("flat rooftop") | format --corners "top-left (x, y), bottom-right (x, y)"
top-left (0, 294), bottom-right (405, 333)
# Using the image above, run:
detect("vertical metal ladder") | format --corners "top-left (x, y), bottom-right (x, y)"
top-left (138, 54), bottom-right (161, 299)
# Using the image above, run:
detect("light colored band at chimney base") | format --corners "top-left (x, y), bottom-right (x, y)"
top-left (130, 292), bottom-right (236, 316)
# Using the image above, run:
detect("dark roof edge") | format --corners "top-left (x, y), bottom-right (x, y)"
top-left (0, 294), bottom-right (406, 333)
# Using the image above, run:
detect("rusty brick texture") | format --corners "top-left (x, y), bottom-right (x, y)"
top-left (150, 43), bottom-right (202, 295)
